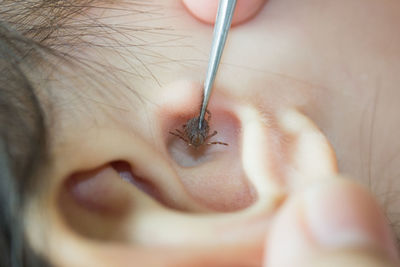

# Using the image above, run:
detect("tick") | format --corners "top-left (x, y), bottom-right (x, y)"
top-left (169, 110), bottom-right (228, 148)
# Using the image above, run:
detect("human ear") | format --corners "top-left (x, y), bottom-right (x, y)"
top-left (26, 81), bottom-right (337, 266)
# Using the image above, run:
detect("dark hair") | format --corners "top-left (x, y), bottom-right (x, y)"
top-left (0, 2), bottom-right (147, 265)
top-left (0, 1), bottom-right (94, 265)
top-left (0, 21), bottom-right (50, 266)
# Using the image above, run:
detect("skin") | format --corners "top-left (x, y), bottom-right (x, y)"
top-left (25, 0), bottom-right (400, 266)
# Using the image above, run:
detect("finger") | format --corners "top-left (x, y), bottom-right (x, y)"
top-left (264, 178), bottom-right (400, 267)
top-left (182, 0), bottom-right (266, 26)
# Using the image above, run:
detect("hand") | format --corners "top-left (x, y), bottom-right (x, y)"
top-left (264, 178), bottom-right (400, 267)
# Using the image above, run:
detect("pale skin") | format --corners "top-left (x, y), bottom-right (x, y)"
top-left (25, 0), bottom-right (400, 266)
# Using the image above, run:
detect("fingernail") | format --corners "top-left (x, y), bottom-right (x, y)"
top-left (304, 180), bottom-right (399, 262)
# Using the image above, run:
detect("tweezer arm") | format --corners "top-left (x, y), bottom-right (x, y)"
top-left (199, 0), bottom-right (237, 129)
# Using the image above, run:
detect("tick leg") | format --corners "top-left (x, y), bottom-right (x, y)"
top-left (206, 109), bottom-right (211, 121)
top-left (169, 131), bottom-right (189, 144)
top-left (175, 129), bottom-right (185, 136)
top-left (168, 131), bottom-right (182, 138)
top-left (207, 141), bottom-right (229, 146)
top-left (206, 131), bottom-right (228, 146)
top-left (205, 130), bottom-right (217, 141)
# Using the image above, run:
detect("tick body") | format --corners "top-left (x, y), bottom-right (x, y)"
top-left (169, 110), bottom-right (228, 148)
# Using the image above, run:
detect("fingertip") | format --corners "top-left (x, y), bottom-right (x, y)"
top-left (304, 179), bottom-right (399, 263)
top-left (264, 178), bottom-right (399, 267)
top-left (182, 0), bottom-right (266, 26)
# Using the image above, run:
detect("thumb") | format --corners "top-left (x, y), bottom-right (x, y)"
top-left (264, 178), bottom-right (400, 267)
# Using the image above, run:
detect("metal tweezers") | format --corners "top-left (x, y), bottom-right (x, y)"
top-left (198, 0), bottom-right (237, 129)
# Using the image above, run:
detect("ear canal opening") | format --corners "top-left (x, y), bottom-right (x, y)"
top-left (110, 161), bottom-right (163, 203)
top-left (58, 161), bottom-right (186, 241)
top-left (61, 161), bottom-right (181, 216)
top-left (62, 165), bottom-right (133, 217)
